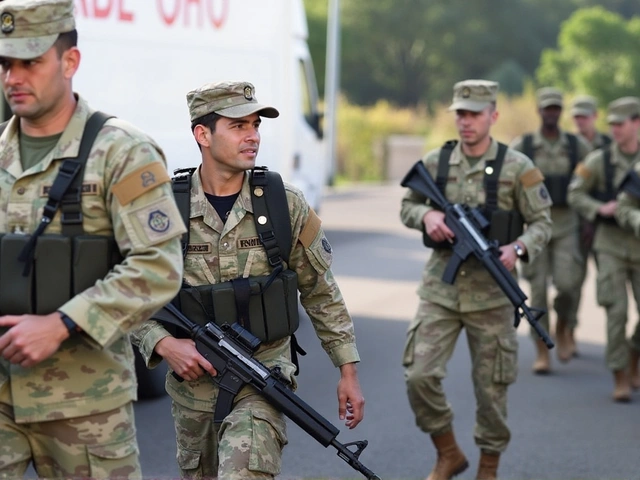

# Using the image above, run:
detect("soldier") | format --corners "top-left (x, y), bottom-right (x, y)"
top-left (132, 81), bottom-right (365, 480)
top-left (570, 95), bottom-right (612, 150)
top-left (511, 87), bottom-right (591, 372)
top-left (0, 0), bottom-right (186, 478)
top-left (401, 80), bottom-right (552, 480)
top-left (568, 96), bottom-right (640, 402)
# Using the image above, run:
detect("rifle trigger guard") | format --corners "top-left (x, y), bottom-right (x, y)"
top-left (342, 440), bottom-right (369, 459)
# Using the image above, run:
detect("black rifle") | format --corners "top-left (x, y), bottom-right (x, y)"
top-left (401, 160), bottom-right (554, 349)
top-left (619, 169), bottom-right (640, 198)
top-left (151, 303), bottom-right (381, 480)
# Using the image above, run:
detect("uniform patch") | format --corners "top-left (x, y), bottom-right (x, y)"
top-left (187, 243), bottom-right (212, 254)
top-left (238, 237), bottom-right (261, 249)
top-left (519, 168), bottom-right (544, 188)
top-left (574, 163), bottom-right (591, 180)
top-left (111, 162), bottom-right (170, 205)
top-left (129, 196), bottom-right (186, 246)
top-left (299, 208), bottom-right (321, 249)
top-left (322, 237), bottom-right (332, 253)
top-left (40, 182), bottom-right (99, 197)
top-left (148, 210), bottom-right (170, 232)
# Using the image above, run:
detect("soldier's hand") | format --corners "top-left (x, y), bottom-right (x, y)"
top-left (337, 363), bottom-right (365, 429)
top-left (598, 200), bottom-right (617, 218)
top-left (423, 210), bottom-right (454, 243)
top-left (0, 313), bottom-right (69, 367)
top-left (155, 336), bottom-right (217, 381)
top-left (499, 243), bottom-right (519, 272)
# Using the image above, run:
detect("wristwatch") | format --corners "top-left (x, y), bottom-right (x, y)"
top-left (513, 243), bottom-right (525, 258)
top-left (58, 312), bottom-right (78, 335)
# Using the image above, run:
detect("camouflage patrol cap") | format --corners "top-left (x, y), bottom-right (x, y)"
top-left (187, 81), bottom-right (280, 122)
top-left (570, 95), bottom-right (598, 117)
top-left (606, 96), bottom-right (640, 124)
top-left (0, 0), bottom-right (75, 60)
top-left (448, 79), bottom-right (498, 112)
top-left (536, 87), bottom-right (563, 108)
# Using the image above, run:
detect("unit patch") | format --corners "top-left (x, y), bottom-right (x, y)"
top-left (128, 196), bottom-right (186, 247)
top-left (148, 210), bottom-right (170, 232)
top-left (112, 162), bottom-right (170, 205)
top-left (238, 237), bottom-right (261, 249)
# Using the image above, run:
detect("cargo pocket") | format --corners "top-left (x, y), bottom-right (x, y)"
top-left (176, 443), bottom-right (202, 477)
top-left (492, 335), bottom-right (518, 385)
top-left (86, 434), bottom-right (140, 479)
top-left (596, 270), bottom-right (615, 307)
top-left (402, 318), bottom-right (421, 367)
top-left (248, 409), bottom-right (288, 475)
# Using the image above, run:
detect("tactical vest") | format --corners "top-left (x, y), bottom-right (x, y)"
top-left (423, 140), bottom-right (524, 248)
top-left (0, 112), bottom-right (124, 316)
top-left (522, 132), bottom-right (578, 207)
top-left (171, 166), bottom-right (303, 356)
top-left (589, 146), bottom-right (618, 226)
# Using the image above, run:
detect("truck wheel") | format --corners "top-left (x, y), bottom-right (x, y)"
top-left (134, 346), bottom-right (167, 400)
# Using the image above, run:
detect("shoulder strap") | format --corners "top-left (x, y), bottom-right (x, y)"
top-left (601, 134), bottom-right (612, 147)
top-left (250, 166), bottom-right (292, 267)
top-left (483, 142), bottom-right (508, 213)
top-left (566, 133), bottom-right (579, 170)
top-left (602, 146), bottom-right (614, 199)
top-left (436, 140), bottom-right (457, 194)
top-left (522, 134), bottom-right (534, 162)
top-left (172, 167), bottom-right (197, 258)
top-left (18, 111), bottom-right (113, 274)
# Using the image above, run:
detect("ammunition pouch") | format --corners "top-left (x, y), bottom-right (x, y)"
top-left (0, 233), bottom-right (122, 315)
top-left (423, 208), bottom-right (523, 249)
top-left (176, 268), bottom-right (299, 343)
top-left (544, 174), bottom-right (571, 206)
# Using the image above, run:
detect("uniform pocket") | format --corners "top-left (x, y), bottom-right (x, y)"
top-left (86, 434), bottom-right (140, 479)
top-left (402, 318), bottom-right (421, 367)
top-left (248, 409), bottom-right (288, 475)
top-left (176, 442), bottom-right (202, 476)
top-left (492, 335), bottom-right (518, 385)
top-left (596, 270), bottom-right (615, 307)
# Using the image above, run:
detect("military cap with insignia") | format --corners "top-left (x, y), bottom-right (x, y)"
top-left (570, 95), bottom-right (598, 117)
top-left (187, 81), bottom-right (280, 122)
top-left (606, 96), bottom-right (640, 124)
top-left (448, 79), bottom-right (499, 112)
top-left (0, 0), bottom-right (75, 60)
top-left (536, 87), bottom-right (563, 109)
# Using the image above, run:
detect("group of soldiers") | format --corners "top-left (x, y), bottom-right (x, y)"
top-left (401, 80), bottom-right (640, 480)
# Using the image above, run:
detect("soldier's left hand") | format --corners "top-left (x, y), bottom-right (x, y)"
top-left (337, 363), bottom-right (365, 429)
top-left (0, 313), bottom-right (69, 367)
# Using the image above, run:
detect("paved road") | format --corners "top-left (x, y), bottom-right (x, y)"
top-left (132, 184), bottom-right (640, 480)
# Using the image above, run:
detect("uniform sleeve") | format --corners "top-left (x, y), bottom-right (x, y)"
top-left (131, 319), bottom-right (171, 368)
top-left (514, 162), bottom-right (552, 262)
top-left (567, 151), bottom-right (602, 222)
top-left (288, 194), bottom-right (360, 367)
top-left (509, 136), bottom-right (524, 153)
top-left (58, 140), bottom-right (186, 349)
top-left (615, 190), bottom-right (640, 236)
top-left (400, 152), bottom-right (438, 231)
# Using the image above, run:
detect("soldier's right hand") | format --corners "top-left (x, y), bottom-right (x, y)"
top-left (598, 200), bottom-right (617, 218)
top-left (155, 336), bottom-right (217, 381)
top-left (423, 210), bottom-right (455, 243)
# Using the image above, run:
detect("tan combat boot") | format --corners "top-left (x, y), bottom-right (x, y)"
top-left (612, 370), bottom-right (631, 403)
top-left (555, 320), bottom-right (571, 363)
top-left (629, 348), bottom-right (640, 390)
top-left (476, 451), bottom-right (500, 480)
top-left (426, 430), bottom-right (469, 480)
top-left (532, 338), bottom-right (551, 374)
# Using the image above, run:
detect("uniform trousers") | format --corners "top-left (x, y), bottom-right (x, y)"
top-left (404, 299), bottom-right (517, 453)
top-left (595, 252), bottom-right (640, 371)
top-left (0, 400), bottom-right (140, 479)
top-left (173, 394), bottom-right (287, 480)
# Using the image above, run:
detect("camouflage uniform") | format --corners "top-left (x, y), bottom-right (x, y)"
top-left (0, 1), bottom-right (185, 477)
top-left (402, 105), bottom-right (552, 453)
top-left (570, 95), bottom-right (611, 151)
top-left (133, 82), bottom-right (360, 480)
top-left (569, 98), bottom-right (640, 373)
top-left (510, 89), bottom-right (591, 338)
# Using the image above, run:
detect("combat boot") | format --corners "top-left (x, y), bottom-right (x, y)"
top-left (532, 339), bottom-right (551, 374)
top-left (426, 430), bottom-right (469, 480)
top-left (555, 320), bottom-right (571, 363)
top-left (629, 348), bottom-right (640, 390)
top-left (476, 451), bottom-right (500, 480)
top-left (612, 370), bottom-right (631, 403)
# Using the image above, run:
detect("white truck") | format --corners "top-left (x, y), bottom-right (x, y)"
top-left (72, 0), bottom-right (327, 210)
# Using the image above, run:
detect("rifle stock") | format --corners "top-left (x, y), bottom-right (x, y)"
top-left (152, 303), bottom-right (382, 480)
top-left (401, 161), bottom-right (554, 349)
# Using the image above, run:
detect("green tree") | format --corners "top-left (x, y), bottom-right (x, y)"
top-left (537, 7), bottom-right (640, 103)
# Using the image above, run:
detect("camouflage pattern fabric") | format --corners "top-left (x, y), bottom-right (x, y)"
top-left (0, 402), bottom-right (141, 479)
top-left (133, 167), bottom-right (359, 476)
top-left (400, 138), bottom-right (552, 453)
top-left (404, 300), bottom-right (516, 453)
top-left (172, 395), bottom-right (286, 480)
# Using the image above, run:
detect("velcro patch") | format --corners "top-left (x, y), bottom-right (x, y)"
top-left (40, 182), bottom-right (99, 197)
top-left (238, 237), bottom-right (261, 249)
top-left (519, 168), bottom-right (544, 188)
top-left (112, 162), bottom-right (170, 205)
top-left (299, 208), bottom-right (321, 249)
top-left (129, 196), bottom-right (185, 246)
top-left (574, 163), bottom-right (591, 180)
top-left (187, 243), bottom-right (212, 254)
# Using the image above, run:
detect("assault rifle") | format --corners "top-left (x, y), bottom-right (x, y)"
top-left (151, 303), bottom-right (381, 480)
top-left (401, 160), bottom-right (554, 349)
top-left (619, 169), bottom-right (640, 198)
